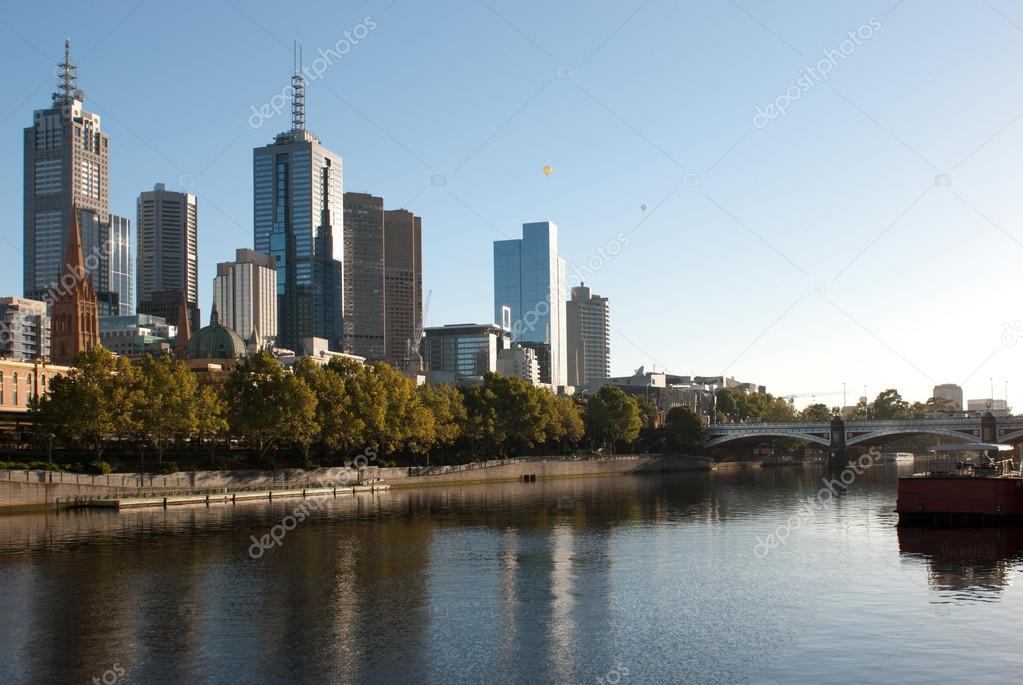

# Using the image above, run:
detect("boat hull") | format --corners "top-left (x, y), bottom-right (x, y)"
top-left (897, 476), bottom-right (1023, 526)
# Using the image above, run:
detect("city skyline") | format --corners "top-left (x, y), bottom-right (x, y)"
top-left (1, 2), bottom-right (1021, 408)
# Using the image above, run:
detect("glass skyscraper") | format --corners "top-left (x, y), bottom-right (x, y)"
top-left (253, 84), bottom-right (343, 352)
top-left (493, 221), bottom-right (567, 387)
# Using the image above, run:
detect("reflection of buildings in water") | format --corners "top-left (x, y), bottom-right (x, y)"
top-left (898, 527), bottom-right (1023, 594)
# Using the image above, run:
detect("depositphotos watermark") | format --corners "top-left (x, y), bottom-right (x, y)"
top-left (509, 232), bottom-right (630, 343)
top-left (753, 17), bottom-right (882, 129)
top-left (248, 498), bottom-right (324, 559)
top-left (91, 663), bottom-right (130, 685)
top-left (753, 447), bottom-right (881, 559)
top-left (249, 17), bottom-right (378, 129)
top-left (596, 661), bottom-right (629, 684)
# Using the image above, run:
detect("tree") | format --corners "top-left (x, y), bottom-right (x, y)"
top-left (664, 406), bottom-right (705, 454)
top-left (420, 383), bottom-right (467, 462)
top-left (194, 382), bottom-right (228, 460)
top-left (873, 389), bottom-right (909, 420)
top-left (585, 385), bottom-right (642, 454)
top-left (225, 351), bottom-right (318, 465)
top-left (800, 403), bottom-right (832, 422)
top-left (136, 355), bottom-right (199, 463)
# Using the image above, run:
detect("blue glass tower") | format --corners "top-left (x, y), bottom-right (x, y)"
top-left (493, 221), bottom-right (567, 386)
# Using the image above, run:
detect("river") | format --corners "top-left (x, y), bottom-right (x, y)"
top-left (1, 463), bottom-right (1021, 684)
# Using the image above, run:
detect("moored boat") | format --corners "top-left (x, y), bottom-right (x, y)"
top-left (896, 444), bottom-right (1023, 525)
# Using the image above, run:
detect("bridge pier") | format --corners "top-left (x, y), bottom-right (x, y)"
top-left (828, 417), bottom-right (847, 466)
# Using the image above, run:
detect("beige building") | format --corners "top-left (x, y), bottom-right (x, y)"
top-left (932, 384), bottom-right (963, 411)
top-left (0, 359), bottom-right (69, 413)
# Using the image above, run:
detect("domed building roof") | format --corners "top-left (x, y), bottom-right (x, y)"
top-left (186, 305), bottom-right (247, 360)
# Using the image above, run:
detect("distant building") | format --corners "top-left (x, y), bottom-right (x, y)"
top-left (494, 221), bottom-right (567, 387)
top-left (383, 208), bottom-right (423, 367)
top-left (99, 313), bottom-right (176, 361)
top-left (566, 284), bottom-right (610, 387)
top-left (137, 183), bottom-right (199, 331)
top-left (278, 337), bottom-right (366, 370)
top-left (932, 384), bottom-right (964, 411)
top-left (589, 369), bottom-right (762, 422)
top-left (0, 298), bottom-right (50, 362)
top-left (183, 306), bottom-right (248, 375)
top-left (253, 69), bottom-right (343, 352)
top-left (423, 323), bottom-right (509, 382)
top-left (967, 398), bottom-right (1009, 417)
top-left (50, 207), bottom-right (100, 365)
top-left (23, 41), bottom-right (110, 305)
top-left (497, 345), bottom-right (541, 385)
top-left (343, 192), bottom-right (386, 360)
top-left (213, 249), bottom-right (277, 347)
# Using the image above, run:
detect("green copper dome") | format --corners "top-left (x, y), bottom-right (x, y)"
top-left (186, 305), bottom-right (247, 360)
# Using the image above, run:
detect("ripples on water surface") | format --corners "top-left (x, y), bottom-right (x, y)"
top-left (1, 464), bottom-right (1022, 684)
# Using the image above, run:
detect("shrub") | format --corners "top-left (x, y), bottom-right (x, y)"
top-left (85, 461), bottom-right (113, 475)
top-left (153, 461), bottom-right (179, 475)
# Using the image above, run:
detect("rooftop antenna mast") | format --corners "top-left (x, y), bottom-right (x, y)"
top-left (55, 38), bottom-right (77, 105)
top-left (292, 41), bottom-right (305, 132)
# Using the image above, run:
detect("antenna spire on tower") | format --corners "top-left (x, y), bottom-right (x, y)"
top-left (292, 41), bottom-right (305, 132)
top-left (54, 38), bottom-right (78, 106)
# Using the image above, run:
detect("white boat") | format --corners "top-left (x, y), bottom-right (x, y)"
top-left (879, 452), bottom-right (916, 463)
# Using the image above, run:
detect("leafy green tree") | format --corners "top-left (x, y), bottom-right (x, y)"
top-left (420, 383), bottom-right (467, 462)
top-left (194, 382), bottom-right (228, 460)
top-left (799, 403), bottom-right (833, 422)
top-left (585, 385), bottom-right (642, 454)
top-left (664, 406), bottom-right (705, 453)
top-left (872, 389), bottom-right (909, 419)
top-left (136, 355), bottom-right (199, 463)
top-left (225, 351), bottom-right (318, 464)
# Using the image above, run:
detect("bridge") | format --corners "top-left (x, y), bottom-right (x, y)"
top-left (706, 415), bottom-right (1023, 457)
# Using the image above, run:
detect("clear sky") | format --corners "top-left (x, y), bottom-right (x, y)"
top-left (2, 0), bottom-right (1021, 409)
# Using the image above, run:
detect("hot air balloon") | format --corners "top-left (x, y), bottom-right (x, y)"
top-left (543, 166), bottom-right (552, 176)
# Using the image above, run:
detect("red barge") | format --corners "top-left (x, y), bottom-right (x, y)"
top-left (896, 444), bottom-right (1023, 525)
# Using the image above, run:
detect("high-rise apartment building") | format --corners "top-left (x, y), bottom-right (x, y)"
top-left (383, 208), bottom-right (422, 367)
top-left (253, 65), bottom-right (343, 352)
top-left (566, 284), bottom-right (610, 387)
top-left (24, 41), bottom-right (109, 304)
top-left (342, 192), bottom-right (385, 359)
top-left (932, 384), bottom-right (964, 411)
top-left (0, 297), bottom-right (50, 362)
top-left (213, 249), bottom-right (278, 346)
top-left (493, 221), bottom-right (567, 387)
top-left (137, 183), bottom-right (198, 331)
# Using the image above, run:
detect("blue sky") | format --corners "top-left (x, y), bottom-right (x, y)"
top-left (2, 0), bottom-right (1022, 409)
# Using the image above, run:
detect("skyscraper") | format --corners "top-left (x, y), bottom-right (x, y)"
top-left (566, 284), bottom-right (611, 387)
top-left (493, 221), bottom-right (567, 387)
top-left (213, 249), bottom-right (278, 346)
top-left (24, 41), bottom-right (109, 304)
top-left (343, 192), bottom-right (385, 359)
top-left (383, 208), bottom-right (422, 367)
top-left (136, 183), bottom-right (199, 331)
top-left (253, 59), bottom-right (343, 352)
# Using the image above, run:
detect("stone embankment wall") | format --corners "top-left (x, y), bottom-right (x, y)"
top-left (0, 455), bottom-right (710, 509)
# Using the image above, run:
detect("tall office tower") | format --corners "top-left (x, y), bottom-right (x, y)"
top-left (932, 384), bottom-right (964, 411)
top-left (213, 249), bottom-right (278, 346)
top-left (136, 183), bottom-right (199, 331)
top-left (342, 192), bottom-right (385, 359)
top-left (493, 221), bottom-right (567, 387)
top-left (72, 209), bottom-right (132, 316)
top-left (253, 57), bottom-right (343, 352)
top-left (24, 40), bottom-right (109, 304)
top-left (566, 284), bottom-right (611, 387)
top-left (383, 208), bottom-right (422, 367)
top-left (50, 207), bottom-right (99, 365)
top-left (0, 297), bottom-right (50, 362)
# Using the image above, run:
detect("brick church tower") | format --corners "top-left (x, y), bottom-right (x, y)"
top-left (51, 205), bottom-right (100, 365)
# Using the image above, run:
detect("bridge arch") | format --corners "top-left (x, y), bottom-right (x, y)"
top-left (705, 430), bottom-right (831, 448)
top-left (845, 428), bottom-right (979, 446)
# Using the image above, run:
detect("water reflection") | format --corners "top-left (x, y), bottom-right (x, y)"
top-left (898, 527), bottom-right (1023, 597)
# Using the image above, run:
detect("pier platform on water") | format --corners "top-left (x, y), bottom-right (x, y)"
top-left (55, 483), bottom-right (390, 510)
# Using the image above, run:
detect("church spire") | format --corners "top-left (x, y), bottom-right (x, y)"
top-left (176, 292), bottom-right (191, 361)
top-left (51, 203), bottom-right (99, 365)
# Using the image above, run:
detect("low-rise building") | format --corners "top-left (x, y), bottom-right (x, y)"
top-left (0, 358), bottom-right (69, 413)
top-left (422, 323), bottom-right (509, 382)
top-left (99, 314), bottom-right (177, 361)
top-left (497, 345), bottom-right (541, 386)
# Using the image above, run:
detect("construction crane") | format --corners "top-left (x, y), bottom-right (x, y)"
top-left (405, 289), bottom-right (432, 374)
top-left (778, 390), bottom-right (845, 405)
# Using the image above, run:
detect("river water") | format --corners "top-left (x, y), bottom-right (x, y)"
top-left (1, 464), bottom-right (1021, 684)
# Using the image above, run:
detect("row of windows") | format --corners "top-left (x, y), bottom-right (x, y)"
top-left (0, 371), bottom-right (47, 406)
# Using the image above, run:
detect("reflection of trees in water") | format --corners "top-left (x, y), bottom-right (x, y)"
top-left (898, 527), bottom-right (1023, 595)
